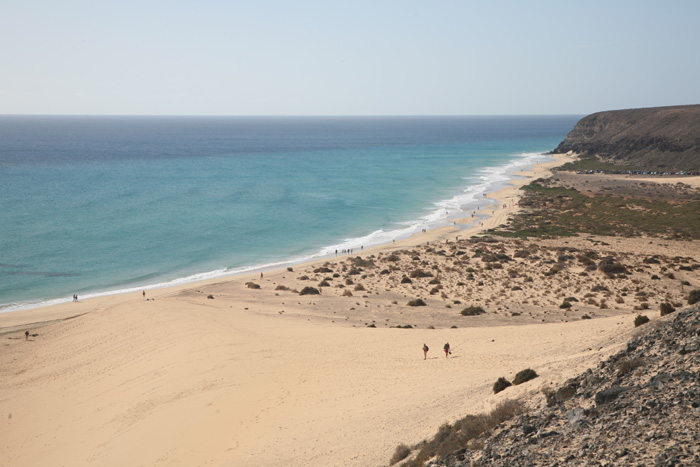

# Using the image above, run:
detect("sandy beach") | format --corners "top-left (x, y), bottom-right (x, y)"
top-left (2, 153), bottom-right (699, 467)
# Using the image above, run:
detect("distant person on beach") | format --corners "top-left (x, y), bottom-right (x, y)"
top-left (422, 343), bottom-right (429, 359)
top-left (444, 342), bottom-right (451, 358)
top-left (142, 290), bottom-right (146, 299)
top-left (25, 330), bottom-right (29, 340)
top-left (260, 272), bottom-right (264, 279)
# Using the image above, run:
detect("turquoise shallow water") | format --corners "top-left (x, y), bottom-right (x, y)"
top-left (0, 115), bottom-right (579, 311)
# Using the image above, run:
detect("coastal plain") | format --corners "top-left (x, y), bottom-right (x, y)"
top-left (2, 155), bottom-right (700, 467)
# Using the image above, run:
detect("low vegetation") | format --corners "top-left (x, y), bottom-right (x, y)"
top-left (512, 368), bottom-right (538, 385)
top-left (391, 400), bottom-right (522, 467)
top-left (490, 180), bottom-right (700, 240)
top-left (688, 289), bottom-right (700, 305)
top-left (461, 305), bottom-right (486, 316)
top-left (634, 314), bottom-right (650, 327)
top-left (493, 377), bottom-right (512, 394)
top-left (298, 286), bottom-right (320, 295)
top-left (407, 299), bottom-right (427, 307)
top-left (557, 154), bottom-right (649, 173)
top-left (659, 302), bottom-right (676, 316)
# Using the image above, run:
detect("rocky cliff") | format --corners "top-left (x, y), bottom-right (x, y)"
top-left (554, 105), bottom-right (700, 171)
top-left (426, 304), bottom-right (700, 467)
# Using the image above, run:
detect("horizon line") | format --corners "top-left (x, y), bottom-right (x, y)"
top-left (0, 113), bottom-right (586, 118)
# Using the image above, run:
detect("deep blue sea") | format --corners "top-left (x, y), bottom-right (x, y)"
top-left (0, 115), bottom-right (579, 311)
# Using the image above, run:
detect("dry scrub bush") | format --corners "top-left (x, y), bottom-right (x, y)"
top-left (634, 314), bottom-right (650, 327)
top-left (299, 286), bottom-right (319, 295)
top-left (493, 377), bottom-right (512, 394)
top-left (688, 289), bottom-right (700, 305)
top-left (407, 299), bottom-right (427, 307)
top-left (389, 444), bottom-right (411, 465)
top-left (513, 368), bottom-right (538, 385)
top-left (393, 400), bottom-right (523, 467)
top-left (617, 356), bottom-right (644, 377)
top-left (659, 302), bottom-right (676, 316)
top-left (461, 305), bottom-right (485, 316)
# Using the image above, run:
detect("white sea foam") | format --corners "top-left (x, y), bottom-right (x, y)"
top-left (310, 152), bottom-right (550, 254)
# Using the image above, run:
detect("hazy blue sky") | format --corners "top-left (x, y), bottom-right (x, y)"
top-left (2, 0), bottom-right (699, 115)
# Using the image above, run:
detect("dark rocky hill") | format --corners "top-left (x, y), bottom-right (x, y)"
top-left (424, 304), bottom-right (700, 467)
top-left (554, 105), bottom-right (700, 171)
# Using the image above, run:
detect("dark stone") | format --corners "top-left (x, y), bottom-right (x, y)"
top-left (522, 425), bottom-right (536, 435)
top-left (649, 372), bottom-right (671, 391)
top-left (566, 407), bottom-right (588, 428)
top-left (595, 387), bottom-right (633, 406)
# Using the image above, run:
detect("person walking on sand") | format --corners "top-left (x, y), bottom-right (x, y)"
top-left (422, 343), bottom-right (429, 359)
top-left (444, 342), bottom-right (450, 358)
top-left (142, 290), bottom-right (146, 299)
top-left (25, 330), bottom-right (29, 340)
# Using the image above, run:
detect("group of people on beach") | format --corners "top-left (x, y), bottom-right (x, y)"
top-left (422, 342), bottom-right (451, 359)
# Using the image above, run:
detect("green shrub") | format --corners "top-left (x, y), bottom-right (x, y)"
top-left (513, 368), bottom-right (538, 385)
top-left (634, 314), bottom-right (650, 327)
top-left (461, 305), bottom-right (486, 316)
top-left (559, 301), bottom-right (572, 309)
top-left (493, 377), bottom-right (512, 394)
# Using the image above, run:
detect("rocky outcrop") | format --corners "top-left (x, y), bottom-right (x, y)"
top-left (554, 105), bottom-right (700, 171)
top-left (426, 304), bottom-right (700, 466)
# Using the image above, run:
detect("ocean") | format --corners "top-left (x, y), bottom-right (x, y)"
top-left (0, 115), bottom-right (579, 311)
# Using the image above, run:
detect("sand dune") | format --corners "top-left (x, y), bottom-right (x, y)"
top-left (1, 292), bottom-right (634, 467)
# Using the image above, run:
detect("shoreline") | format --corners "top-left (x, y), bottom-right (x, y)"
top-left (0, 151), bottom-right (568, 317)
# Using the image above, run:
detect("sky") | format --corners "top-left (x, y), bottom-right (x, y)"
top-left (1, 0), bottom-right (699, 116)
